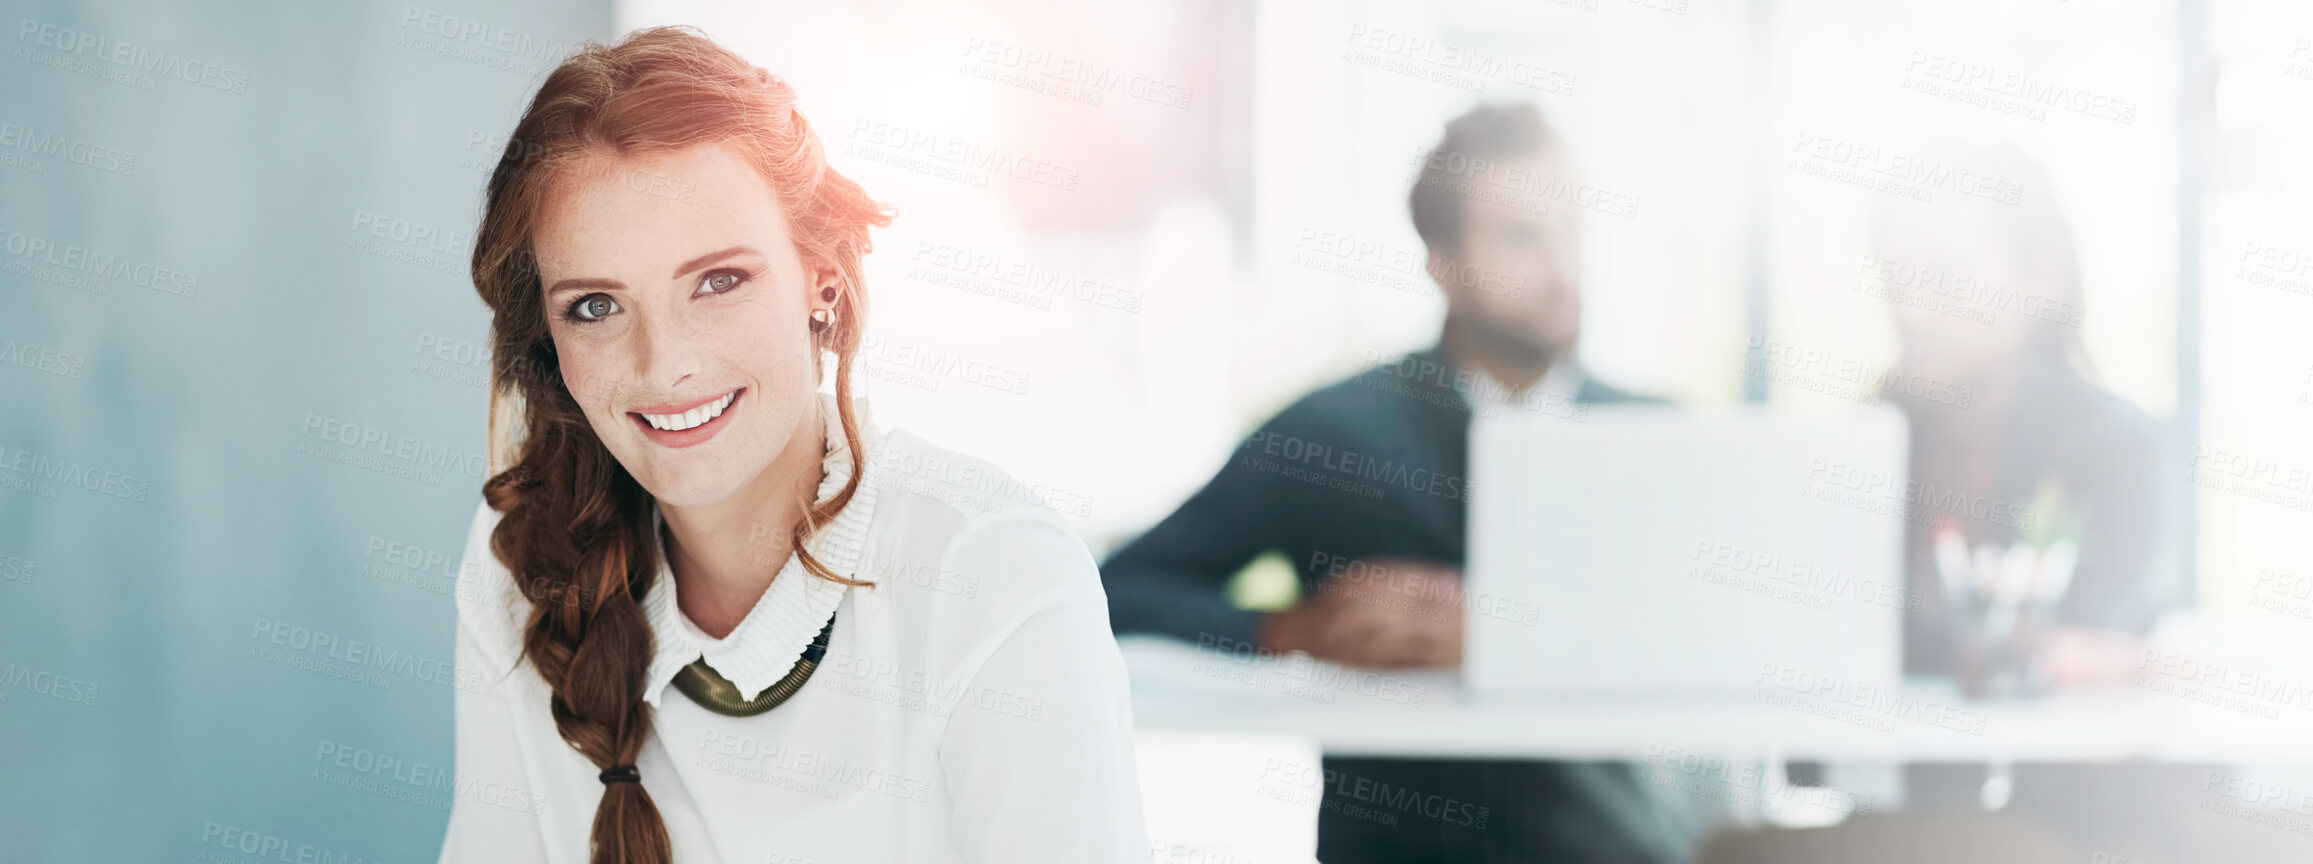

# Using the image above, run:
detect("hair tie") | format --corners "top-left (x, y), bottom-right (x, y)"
top-left (600, 764), bottom-right (641, 785)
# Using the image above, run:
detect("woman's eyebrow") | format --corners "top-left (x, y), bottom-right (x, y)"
top-left (545, 277), bottom-right (624, 298)
top-left (672, 245), bottom-right (758, 280)
top-left (542, 244), bottom-right (758, 297)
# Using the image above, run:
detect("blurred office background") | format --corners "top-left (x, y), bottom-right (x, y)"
top-left (4, 0), bottom-right (2311, 860)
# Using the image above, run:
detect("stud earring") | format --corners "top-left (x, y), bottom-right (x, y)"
top-left (820, 285), bottom-right (837, 302)
top-left (808, 308), bottom-right (831, 333)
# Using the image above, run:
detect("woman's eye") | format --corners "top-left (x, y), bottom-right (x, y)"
top-left (569, 294), bottom-right (620, 322)
top-left (699, 269), bottom-right (748, 295)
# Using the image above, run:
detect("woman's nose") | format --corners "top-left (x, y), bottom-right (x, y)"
top-left (631, 306), bottom-right (702, 387)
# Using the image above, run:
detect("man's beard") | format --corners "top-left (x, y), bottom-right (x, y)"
top-left (1469, 315), bottom-right (1567, 369)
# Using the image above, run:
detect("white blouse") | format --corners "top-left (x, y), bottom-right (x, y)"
top-left (437, 392), bottom-right (1149, 863)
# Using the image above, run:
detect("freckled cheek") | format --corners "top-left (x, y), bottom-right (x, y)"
top-left (725, 338), bottom-right (811, 390)
top-left (704, 305), bottom-right (813, 383)
top-left (545, 336), bottom-right (627, 423)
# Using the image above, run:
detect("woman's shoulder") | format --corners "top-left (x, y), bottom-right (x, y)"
top-left (453, 498), bottom-right (532, 674)
top-left (2016, 366), bottom-right (2163, 464)
top-left (862, 429), bottom-right (1106, 617)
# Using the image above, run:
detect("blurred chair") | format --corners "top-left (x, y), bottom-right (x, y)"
top-left (1695, 810), bottom-right (2071, 864)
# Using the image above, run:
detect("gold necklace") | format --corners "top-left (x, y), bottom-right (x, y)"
top-left (670, 614), bottom-right (837, 717)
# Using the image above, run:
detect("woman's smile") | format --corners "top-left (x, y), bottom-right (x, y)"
top-left (629, 386), bottom-right (745, 448)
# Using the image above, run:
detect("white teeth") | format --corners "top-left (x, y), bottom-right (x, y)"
top-left (640, 391), bottom-right (736, 432)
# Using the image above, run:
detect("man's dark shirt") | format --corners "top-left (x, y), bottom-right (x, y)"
top-left (1100, 343), bottom-right (1680, 863)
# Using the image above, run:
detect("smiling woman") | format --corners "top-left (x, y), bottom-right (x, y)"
top-left (445, 25), bottom-right (1148, 864)
top-left (532, 142), bottom-right (832, 490)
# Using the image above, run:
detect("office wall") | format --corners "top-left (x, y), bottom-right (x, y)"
top-left (0, 1), bottom-right (610, 859)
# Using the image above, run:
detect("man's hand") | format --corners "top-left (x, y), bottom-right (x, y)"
top-left (1260, 558), bottom-right (1464, 669)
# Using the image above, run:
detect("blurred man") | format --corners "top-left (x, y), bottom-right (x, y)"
top-left (1102, 103), bottom-right (1686, 863)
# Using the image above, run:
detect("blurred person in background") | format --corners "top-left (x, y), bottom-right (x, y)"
top-left (1871, 144), bottom-right (2202, 860)
top-left (1102, 103), bottom-right (1693, 864)
top-left (1867, 144), bottom-right (2182, 687)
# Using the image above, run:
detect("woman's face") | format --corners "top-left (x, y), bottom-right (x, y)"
top-left (531, 142), bottom-right (828, 508)
top-left (1875, 216), bottom-right (2035, 384)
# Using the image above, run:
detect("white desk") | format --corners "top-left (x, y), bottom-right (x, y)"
top-left (1121, 636), bottom-right (2313, 765)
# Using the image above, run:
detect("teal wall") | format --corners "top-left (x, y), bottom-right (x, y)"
top-left (0, 1), bottom-right (611, 860)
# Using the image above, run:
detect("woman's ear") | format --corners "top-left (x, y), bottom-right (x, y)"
top-left (810, 262), bottom-right (842, 305)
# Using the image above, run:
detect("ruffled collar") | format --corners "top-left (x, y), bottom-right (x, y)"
top-left (637, 391), bottom-right (882, 709)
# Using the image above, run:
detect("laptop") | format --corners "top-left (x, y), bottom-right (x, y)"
top-left (1463, 404), bottom-right (1909, 698)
